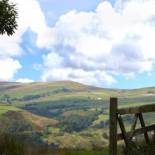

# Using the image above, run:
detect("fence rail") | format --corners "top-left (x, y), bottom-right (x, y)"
top-left (118, 104), bottom-right (155, 115)
top-left (109, 97), bottom-right (155, 155)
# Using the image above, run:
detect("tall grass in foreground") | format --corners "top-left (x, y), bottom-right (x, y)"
top-left (25, 149), bottom-right (110, 155)
top-left (0, 134), bottom-right (110, 155)
top-left (24, 146), bottom-right (124, 155)
top-left (44, 150), bottom-right (109, 155)
top-left (1, 133), bottom-right (155, 155)
top-left (0, 133), bottom-right (24, 155)
top-left (124, 140), bottom-right (155, 155)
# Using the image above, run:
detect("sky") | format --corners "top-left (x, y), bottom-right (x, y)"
top-left (0, 0), bottom-right (155, 89)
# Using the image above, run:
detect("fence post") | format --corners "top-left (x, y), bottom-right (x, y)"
top-left (109, 97), bottom-right (118, 155)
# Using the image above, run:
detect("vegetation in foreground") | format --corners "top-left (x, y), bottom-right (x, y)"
top-left (0, 133), bottom-right (24, 155)
top-left (0, 134), bottom-right (155, 155)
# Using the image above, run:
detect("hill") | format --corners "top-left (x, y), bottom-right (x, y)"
top-left (0, 81), bottom-right (155, 149)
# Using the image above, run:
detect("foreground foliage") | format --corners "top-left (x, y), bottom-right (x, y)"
top-left (0, 133), bottom-right (24, 155)
top-left (0, 0), bottom-right (18, 35)
top-left (124, 142), bottom-right (155, 155)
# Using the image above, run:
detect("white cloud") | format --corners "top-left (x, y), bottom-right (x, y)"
top-left (41, 67), bottom-right (116, 86)
top-left (16, 78), bottom-right (34, 83)
top-left (0, 57), bottom-right (21, 81)
top-left (0, 0), bottom-right (50, 81)
top-left (10, 0), bottom-right (50, 48)
top-left (0, 0), bottom-right (49, 57)
top-left (40, 0), bottom-right (155, 86)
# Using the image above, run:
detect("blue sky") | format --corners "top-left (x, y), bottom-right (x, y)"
top-left (38, 0), bottom-right (104, 26)
top-left (0, 0), bottom-right (155, 89)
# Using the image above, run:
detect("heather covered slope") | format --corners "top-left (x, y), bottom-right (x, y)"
top-left (0, 81), bottom-right (155, 149)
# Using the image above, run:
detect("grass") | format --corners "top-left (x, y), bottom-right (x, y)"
top-left (24, 147), bottom-right (117, 155)
top-left (25, 145), bottom-right (123, 155)
top-left (124, 142), bottom-right (155, 155)
top-left (24, 149), bottom-right (110, 155)
top-left (47, 126), bottom-right (60, 134)
top-left (92, 114), bottom-right (108, 126)
top-left (0, 133), bottom-right (24, 155)
top-left (44, 150), bottom-right (109, 155)
top-left (0, 104), bottom-right (20, 115)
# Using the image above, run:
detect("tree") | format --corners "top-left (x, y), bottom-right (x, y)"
top-left (1, 94), bottom-right (12, 104)
top-left (0, 0), bottom-right (18, 36)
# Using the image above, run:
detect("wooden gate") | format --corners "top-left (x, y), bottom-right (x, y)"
top-left (109, 97), bottom-right (155, 155)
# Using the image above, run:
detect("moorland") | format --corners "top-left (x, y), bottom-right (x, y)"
top-left (0, 81), bottom-right (155, 154)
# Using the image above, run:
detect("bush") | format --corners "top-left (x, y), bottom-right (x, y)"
top-left (62, 114), bottom-right (97, 132)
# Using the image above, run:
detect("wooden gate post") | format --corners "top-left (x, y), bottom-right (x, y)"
top-left (109, 97), bottom-right (118, 155)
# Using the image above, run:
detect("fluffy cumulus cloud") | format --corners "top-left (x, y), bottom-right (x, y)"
top-left (0, 0), bottom-right (49, 81)
top-left (16, 78), bottom-right (34, 83)
top-left (0, 57), bottom-right (21, 81)
top-left (40, 0), bottom-right (155, 86)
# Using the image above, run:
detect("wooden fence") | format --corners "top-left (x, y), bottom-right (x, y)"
top-left (109, 97), bottom-right (155, 155)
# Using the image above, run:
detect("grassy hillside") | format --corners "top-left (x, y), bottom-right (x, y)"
top-left (0, 81), bottom-right (155, 151)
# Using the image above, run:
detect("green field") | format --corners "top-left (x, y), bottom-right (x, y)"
top-left (0, 104), bottom-right (20, 115)
top-left (26, 149), bottom-right (110, 155)
top-left (40, 150), bottom-right (110, 155)
top-left (0, 81), bottom-right (155, 153)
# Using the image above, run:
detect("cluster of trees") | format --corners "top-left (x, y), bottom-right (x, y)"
top-left (0, 94), bottom-right (12, 104)
top-left (0, 111), bottom-right (45, 147)
top-left (19, 94), bottom-right (44, 101)
top-left (0, 111), bottom-right (32, 133)
top-left (61, 113), bottom-right (99, 132)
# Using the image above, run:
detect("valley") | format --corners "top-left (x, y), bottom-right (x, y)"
top-left (0, 81), bottom-right (155, 150)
